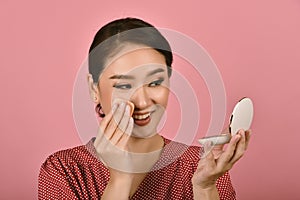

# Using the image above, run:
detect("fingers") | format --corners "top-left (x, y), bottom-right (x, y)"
top-left (95, 102), bottom-right (133, 148)
top-left (117, 117), bottom-right (134, 148)
top-left (94, 104), bottom-right (118, 147)
top-left (211, 144), bottom-right (225, 159)
top-left (244, 129), bottom-right (252, 149)
top-left (195, 129), bottom-right (251, 188)
top-left (195, 143), bottom-right (221, 187)
top-left (229, 129), bottom-right (251, 164)
top-left (201, 142), bottom-right (213, 159)
top-left (216, 133), bottom-right (241, 170)
top-left (110, 104), bottom-right (133, 145)
top-left (105, 102), bottom-right (127, 140)
top-left (229, 130), bottom-right (245, 164)
top-left (98, 103), bottom-right (118, 133)
top-left (197, 142), bottom-right (215, 174)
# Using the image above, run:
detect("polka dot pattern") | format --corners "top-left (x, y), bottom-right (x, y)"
top-left (38, 137), bottom-right (236, 199)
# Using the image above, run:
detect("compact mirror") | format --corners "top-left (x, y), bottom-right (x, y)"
top-left (229, 97), bottom-right (254, 135)
top-left (198, 97), bottom-right (254, 145)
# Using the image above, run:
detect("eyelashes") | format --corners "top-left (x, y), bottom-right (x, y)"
top-left (113, 78), bottom-right (165, 90)
top-left (113, 83), bottom-right (132, 90)
top-left (148, 78), bottom-right (164, 87)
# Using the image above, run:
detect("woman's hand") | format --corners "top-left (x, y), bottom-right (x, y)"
top-left (94, 101), bottom-right (133, 146)
top-left (192, 129), bottom-right (251, 199)
top-left (93, 101), bottom-right (135, 200)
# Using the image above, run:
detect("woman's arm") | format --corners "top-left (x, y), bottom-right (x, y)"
top-left (193, 184), bottom-right (220, 200)
top-left (94, 102), bottom-right (134, 199)
top-left (101, 169), bottom-right (134, 200)
top-left (192, 129), bottom-right (251, 200)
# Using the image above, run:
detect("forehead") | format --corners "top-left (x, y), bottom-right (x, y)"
top-left (101, 45), bottom-right (167, 77)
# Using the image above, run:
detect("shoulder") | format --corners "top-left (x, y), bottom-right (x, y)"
top-left (40, 139), bottom-right (98, 172)
top-left (38, 139), bottom-right (108, 198)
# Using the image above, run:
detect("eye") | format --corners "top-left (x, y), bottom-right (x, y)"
top-left (148, 78), bottom-right (164, 87)
top-left (113, 84), bottom-right (132, 90)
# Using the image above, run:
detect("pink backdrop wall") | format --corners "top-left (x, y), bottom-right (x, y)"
top-left (1, 0), bottom-right (300, 199)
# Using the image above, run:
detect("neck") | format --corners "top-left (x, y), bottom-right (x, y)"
top-left (125, 134), bottom-right (164, 153)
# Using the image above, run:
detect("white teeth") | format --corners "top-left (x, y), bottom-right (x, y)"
top-left (133, 113), bottom-right (150, 120)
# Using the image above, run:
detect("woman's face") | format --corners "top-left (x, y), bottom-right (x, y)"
top-left (94, 44), bottom-right (170, 138)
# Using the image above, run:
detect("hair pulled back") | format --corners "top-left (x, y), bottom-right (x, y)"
top-left (88, 17), bottom-right (173, 83)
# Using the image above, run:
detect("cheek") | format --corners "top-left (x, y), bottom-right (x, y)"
top-left (149, 87), bottom-right (170, 107)
top-left (111, 90), bottom-right (133, 102)
top-left (98, 83), bottom-right (113, 114)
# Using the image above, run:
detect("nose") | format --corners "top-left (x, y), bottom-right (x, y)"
top-left (130, 86), bottom-right (151, 110)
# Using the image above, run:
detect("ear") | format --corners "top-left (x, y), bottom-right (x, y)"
top-left (87, 74), bottom-right (100, 104)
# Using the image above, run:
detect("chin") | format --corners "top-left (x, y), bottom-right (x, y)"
top-left (131, 106), bottom-right (165, 139)
top-left (131, 125), bottom-right (157, 139)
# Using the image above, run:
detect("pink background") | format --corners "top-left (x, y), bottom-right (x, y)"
top-left (1, 0), bottom-right (300, 199)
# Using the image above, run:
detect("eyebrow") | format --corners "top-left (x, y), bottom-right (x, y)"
top-left (146, 68), bottom-right (165, 76)
top-left (109, 68), bottom-right (165, 80)
top-left (109, 74), bottom-right (135, 80)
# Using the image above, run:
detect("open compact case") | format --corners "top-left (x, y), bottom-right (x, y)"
top-left (198, 97), bottom-right (254, 145)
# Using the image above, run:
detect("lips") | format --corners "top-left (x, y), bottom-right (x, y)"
top-left (132, 113), bottom-right (150, 120)
top-left (132, 112), bottom-right (152, 126)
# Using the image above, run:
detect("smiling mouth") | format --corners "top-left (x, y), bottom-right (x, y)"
top-left (132, 113), bottom-right (150, 120)
top-left (132, 112), bottom-right (152, 126)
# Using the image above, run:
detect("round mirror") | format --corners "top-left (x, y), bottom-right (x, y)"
top-left (229, 97), bottom-right (254, 135)
top-left (198, 97), bottom-right (254, 145)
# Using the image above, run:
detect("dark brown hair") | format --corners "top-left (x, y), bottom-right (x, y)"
top-left (88, 17), bottom-right (173, 83)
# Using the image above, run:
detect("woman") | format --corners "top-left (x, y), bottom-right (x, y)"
top-left (38, 18), bottom-right (251, 199)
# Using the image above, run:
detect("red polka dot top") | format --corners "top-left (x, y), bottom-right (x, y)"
top-left (38, 137), bottom-right (236, 199)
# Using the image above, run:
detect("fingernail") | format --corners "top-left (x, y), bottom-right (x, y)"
top-left (235, 134), bottom-right (241, 142)
top-left (242, 131), bottom-right (245, 137)
top-left (240, 129), bottom-right (245, 137)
